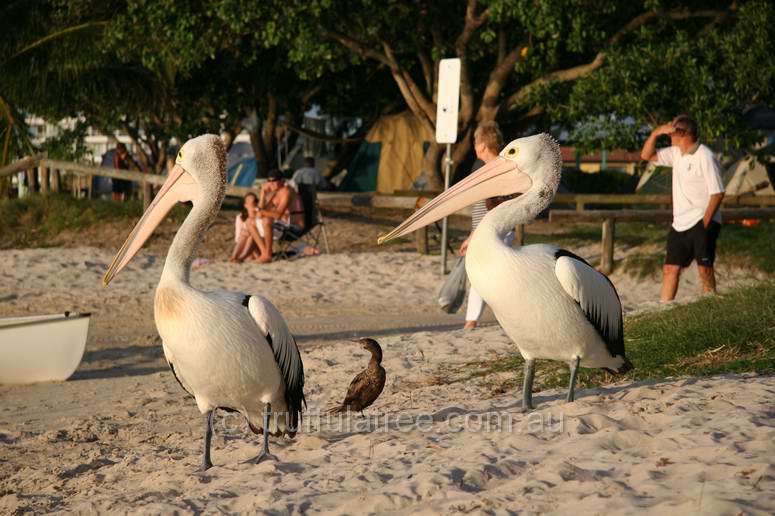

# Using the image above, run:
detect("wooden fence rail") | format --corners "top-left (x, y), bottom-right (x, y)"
top-left (549, 208), bottom-right (775, 274)
top-left (5, 155), bottom-right (775, 208)
top-left (4, 156), bottom-right (775, 260)
top-left (552, 193), bottom-right (775, 210)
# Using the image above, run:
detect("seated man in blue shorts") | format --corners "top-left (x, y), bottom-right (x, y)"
top-left (640, 114), bottom-right (725, 302)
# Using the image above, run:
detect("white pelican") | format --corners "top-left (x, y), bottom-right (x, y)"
top-left (103, 134), bottom-right (305, 469)
top-left (379, 133), bottom-right (632, 409)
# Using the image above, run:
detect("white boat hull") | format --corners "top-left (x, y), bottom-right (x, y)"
top-left (0, 313), bottom-right (90, 384)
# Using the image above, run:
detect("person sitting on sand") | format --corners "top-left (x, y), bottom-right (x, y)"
top-left (236, 169), bottom-right (305, 263)
top-left (229, 192), bottom-right (262, 263)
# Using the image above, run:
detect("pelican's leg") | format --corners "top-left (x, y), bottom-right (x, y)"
top-left (201, 409), bottom-right (215, 471)
top-left (248, 403), bottom-right (279, 464)
top-left (521, 359), bottom-right (535, 411)
top-left (566, 356), bottom-right (581, 403)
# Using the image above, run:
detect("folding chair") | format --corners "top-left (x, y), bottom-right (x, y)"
top-left (275, 184), bottom-right (331, 259)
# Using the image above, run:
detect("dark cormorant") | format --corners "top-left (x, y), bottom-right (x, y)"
top-left (330, 338), bottom-right (386, 414)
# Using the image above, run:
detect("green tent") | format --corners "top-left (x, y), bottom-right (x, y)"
top-left (340, 142), bottom-right (381, 192)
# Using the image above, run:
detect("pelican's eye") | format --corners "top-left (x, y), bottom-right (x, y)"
top-left (506, 147), bottom-right (518, 157)
top-left (177, 150), bottom-right (183, 161)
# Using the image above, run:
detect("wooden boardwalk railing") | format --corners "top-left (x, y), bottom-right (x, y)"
top-left (549, 208), bottom-right (775, 274)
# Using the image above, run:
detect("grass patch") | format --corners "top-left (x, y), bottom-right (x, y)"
top-left (620, 251), bottom-right (664, 279)
top-left (0, 194), bottom-right (188, 249)
top-left (527, 221), bottom-right (667, 250)
top-left (717, 221), bottom-right (775, 273)
top-left (446, 281), bottom-right (775, 395)
top-left (528, 220), bottom-right (775, 279)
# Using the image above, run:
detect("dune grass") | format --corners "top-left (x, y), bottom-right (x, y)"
top-left (0, 194), bottom-right (188, 249)
top-left (450, 281), bottom-right (775, 395)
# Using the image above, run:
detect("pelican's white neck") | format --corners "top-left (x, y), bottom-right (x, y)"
top-left (160, 199), bottom-right (214, 286)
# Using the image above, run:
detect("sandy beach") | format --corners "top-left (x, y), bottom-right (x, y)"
top-left (1, 242), bottom-right (773, 513)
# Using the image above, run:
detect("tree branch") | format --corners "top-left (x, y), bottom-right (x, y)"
top-left (321, 29), bottom-right (391, 67)
top-left (506, 6), bottom-right (732, 112)
top-left (478, 47), bottom-right (520, 121)
top-left (455, 0), bottom-right (491, 53)
top-left (455, 0), bottom-right (491, 128)
top-left (418, 51), bottom-right (433, 95)
top-left (609, 6), bottom-right (734, 46)
top-left (507, 53), bottom-right (606, 110)
top-left (381, 41), bottom-right (437, 128)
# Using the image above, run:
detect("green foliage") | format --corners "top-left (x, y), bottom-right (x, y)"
top-left (558, 0), bottom-right (775, 153)
top-left (38, 120), bottom-right (92, 162)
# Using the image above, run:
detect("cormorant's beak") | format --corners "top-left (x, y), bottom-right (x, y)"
top-left (377, 157), bottom-right (531, 244)
top-left (103, 164), bottom-right (198, 285)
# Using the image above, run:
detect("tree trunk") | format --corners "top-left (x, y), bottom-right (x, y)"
top-left (0, 177), bottom-right (10, 199)
top-left (249, 124), bottom-right (269, 178)
top-left (321, 124), bottom-right (370, 180)
top-left (450, 126), bottom-right (474, 180)
top-left (422, 142), bottom-right (445, 191)
top-left (154, 141), bottom-right (167, 174)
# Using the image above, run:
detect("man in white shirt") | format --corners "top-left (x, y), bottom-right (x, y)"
top-left (641, 114), bottom-right (725, 302)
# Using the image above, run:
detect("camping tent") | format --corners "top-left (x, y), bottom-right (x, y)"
top-left (723, 156), bottom-right (775, 196)
top-left (227, 157), bottom-right (260, 187)
top-left (635, 162), bottom-right (672, 195)
top-left (636, 155), bottom-right (775, 197)
top-left (340, 112), bottom-right (433, 193)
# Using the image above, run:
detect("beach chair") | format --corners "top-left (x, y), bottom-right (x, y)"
top-left (275, 184), bottom-right (331, 259)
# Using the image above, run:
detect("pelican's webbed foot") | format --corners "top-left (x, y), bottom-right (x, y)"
top-left (246, 403), bottom-right (279, 464)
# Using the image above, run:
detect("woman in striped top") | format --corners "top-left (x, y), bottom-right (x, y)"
top-left (458, 121), bottom-right (515, 330)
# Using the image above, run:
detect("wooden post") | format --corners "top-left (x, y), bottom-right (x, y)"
top-left (514, 224), bottom-right (525, 246)
top-left (142, 180), bottom-right (152, 210)
top-left (50, 169), bottom-right (60, 192)
top-left (601, 217), bottom-right (615, 274)
top-left (87, 174), bottom-right (93, 199)
top-left (415, 227), bottom-right (429, 254)
top-left (576, 201), bottom-right (584, 212)
top-left (40, 165), bottom-right (50, 194)
top-left (26, 167), bottom-right (38, 193)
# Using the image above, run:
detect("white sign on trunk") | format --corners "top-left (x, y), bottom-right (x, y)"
top-left (435, 58), bottom-right (461, 144)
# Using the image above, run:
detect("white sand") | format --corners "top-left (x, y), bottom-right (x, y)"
top-left (1, 246), bottom-right (773, 513)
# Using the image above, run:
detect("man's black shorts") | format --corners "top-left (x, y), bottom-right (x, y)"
top-left (665, 220), bottom-right (721, 267)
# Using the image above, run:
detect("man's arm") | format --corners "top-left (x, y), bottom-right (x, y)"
top-left (258, 184), bottom-right (269, 209)
top-left (259, 188), bottom-right (290, 219)
top-left (702, 152), bottom-right (726, 228)
top-left (641, 123), bottom-right (675, 161)
top-left (703, 193), bottom-right (724, 228)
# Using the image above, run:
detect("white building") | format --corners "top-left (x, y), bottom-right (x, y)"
top-left (25, 116), bottom-right (136, 164)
